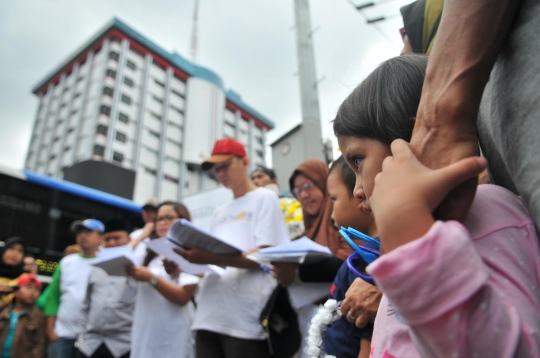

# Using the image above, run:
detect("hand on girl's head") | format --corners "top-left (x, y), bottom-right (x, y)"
top-left (370, 139), bottom-right (487, 252)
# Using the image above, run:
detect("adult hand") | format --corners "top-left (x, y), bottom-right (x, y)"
top-left (271, 262), bottom-right (299, 287)
top-left (126, 265), bottom-right (154, 282)
top-left (410, 111), bottom-right (480, 223)
top-left (341, 278), bottom-right (382, 328)
top-left (173, 243), bottom-right (219, 265)
top-left (370, 139), bottom-right (486, 252)
top-left (47, 331), bottom-right (58, 343)
top-left (141, 222), bottom-right (155, 238)
top-left (163, 259), bottom-right (181, 277)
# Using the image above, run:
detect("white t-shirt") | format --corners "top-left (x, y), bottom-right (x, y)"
top-left (192, 187), bottom-right (289, 340)
top-left (131, 256), bottom-right (197, 358)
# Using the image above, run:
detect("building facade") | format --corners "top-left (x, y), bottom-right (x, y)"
top-left (25, 18), bottom-right (274, 203)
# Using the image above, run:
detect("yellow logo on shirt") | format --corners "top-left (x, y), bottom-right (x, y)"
top-left (237, 211), bottom-right (247, 220)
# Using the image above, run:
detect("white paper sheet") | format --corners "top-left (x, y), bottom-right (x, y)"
top-left (146, 238), bottom-right (217, 276)
top-left (167, 219), bottom-right (246, 255)
top-left (93, 245), bottom-right (137, 276)
top-left (248, 237), bottom-right (333, 264)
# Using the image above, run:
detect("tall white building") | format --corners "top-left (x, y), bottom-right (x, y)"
top-left (25, 18), bottom-right (274, 203)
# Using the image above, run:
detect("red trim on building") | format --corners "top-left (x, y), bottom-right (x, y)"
top-left (225, 101), bottom-right (270, 131)
top-left (34, 28), bottom-right (189, 96)
top-left (34, 25), bottom-right (272, 130)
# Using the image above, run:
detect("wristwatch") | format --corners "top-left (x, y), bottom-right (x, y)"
top-left (149, 275), bottom-right (159, 286)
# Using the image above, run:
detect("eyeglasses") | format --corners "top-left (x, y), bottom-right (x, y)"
top-left (292, 181), bottom-right (315, 197)
top-left (156, 215), bottom-right (178, 224)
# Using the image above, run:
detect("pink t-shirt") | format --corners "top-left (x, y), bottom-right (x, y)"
top-left (368, 185), bottom-right (540, 357)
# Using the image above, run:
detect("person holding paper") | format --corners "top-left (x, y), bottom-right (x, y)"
top-left (126, 201), bottom-right (198, 358)
top-left (176, 138), bottom-right (288, 358)
top-left (45, 219), bottom-right (103, 358)
top-left (77, 219), bottom-right (136, 358)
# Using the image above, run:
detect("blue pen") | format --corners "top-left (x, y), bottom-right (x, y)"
top-left (259, 265), bottom-right (273, 274)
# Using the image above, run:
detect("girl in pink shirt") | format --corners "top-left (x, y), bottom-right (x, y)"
top-left (333, 55), bottom-right (540, 357)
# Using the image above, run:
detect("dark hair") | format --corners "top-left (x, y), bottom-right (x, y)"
top-left (333, 55), bottom-right (428, 145)
top-left (251, 166), bottom-right (277, 179)
top-left (143, 201), bottom-right (192, 267)
top-left (329, 156), bottom-right (356, 197)
top-left (104, 219), bottom-right (132, 234)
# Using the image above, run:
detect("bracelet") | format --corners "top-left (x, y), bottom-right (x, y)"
top-left (149, 275), bottom-right (159, 286)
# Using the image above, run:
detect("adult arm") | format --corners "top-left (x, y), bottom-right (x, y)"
top-left (411, 0), bottom-right (521, 220)
top-left (44, 262), bottom-right (62, 342)
top-left (125, 265), bottom-right (197, 305)
top-left (174, 245), bottom-right (263, 270)
top-left (129, 223), bottom-right (154, 249)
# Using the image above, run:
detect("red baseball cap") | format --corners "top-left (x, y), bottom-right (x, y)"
top-left (202, 138), bottom-right (247, 170)
top-left (17, 274), bottom-right (42, 290)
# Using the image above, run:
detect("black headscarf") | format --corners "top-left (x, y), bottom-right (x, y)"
top-left (0, 237), bottom-right (27, 279)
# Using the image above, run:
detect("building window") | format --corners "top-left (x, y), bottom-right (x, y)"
top-left (106, 69), bottom-right (117, 79)
top-left (67, 127), bottom-right (75, 134)
top-left (256, 150), bottom-right (264, 158)
top-left (148, 129), bottom-right (160, 139)
top-left (144, 146), bottom-right (159, 156)
top-left (59, 102), bottom-right (67, 109)
top-left (121, 94), bottom-right (131, 105)
top-left (50, 154), bottom-right (56, 160)
top-left (256, 136), bottom-right (263, 145)
top-left (53, 136), bottom-right (60, 142)
top-left (64, 146), bottom-right (71, 152)
top-left (168, 120), bottom-right (182, 129)
top-left (154, 78), bottom-right (165, 88)
top-left (93, 144), bottom-right (105, 156)
top-left (124, 77), bottom-right (134, 87)
top-left (118, 112), bottom-right (129, 124)
top-left (126, 60), bottom-right (137, 70)
top-left (150, 111), bottom-right (162, 121)
top-left (113, 151), bottom-right (124, 163)
top-left (145, 167), bottom-right (157, 176)
top-left (100, 105), bottom-right (111, 116)
top-left (165, 155), bottom-right (181, 165)
top-left (116, 131), bottom-right (127, 143)
top-left (164, 175), bottom-right (179, 184)
top-left (152, 95), bottom-right (164, 105)
top-left (102, 87), bottom-right (114, 97)
top-left (96, 124), bottom-right (108, 136)
top-left (171, 89), bottom-right (184, 99)
top-left (170, 105), bottom-right (183, 115)
top-left (76, 76), bottom-right (84, 82)
top-left (109, 52), bottom-right (120, 61)
top-left (73, 92), bottom-right (81, 99)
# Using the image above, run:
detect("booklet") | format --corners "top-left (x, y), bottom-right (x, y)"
top-left (146, 238), bottom-right (221, 276)
top-left (93, 245), bottom-right (138, 276)
top-left (167, 219), bottom-right (246, 255)
top-left (247, 237), bottom-right (333, 265)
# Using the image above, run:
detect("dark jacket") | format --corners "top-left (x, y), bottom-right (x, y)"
top-left (0, 305), bottom-right (46, 358)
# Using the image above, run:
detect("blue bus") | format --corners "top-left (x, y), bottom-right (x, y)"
top-left (0, 165), bottom-right (142, 276)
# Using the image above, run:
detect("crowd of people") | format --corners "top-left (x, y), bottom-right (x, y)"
top-left (1, 0), bottom-right (540, 356)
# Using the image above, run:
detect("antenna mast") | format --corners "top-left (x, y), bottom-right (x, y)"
top-left (190, 0), bottom-right (200, 62)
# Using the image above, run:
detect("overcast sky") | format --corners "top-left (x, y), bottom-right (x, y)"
top-left (0, 0), bottom-right (412, 170)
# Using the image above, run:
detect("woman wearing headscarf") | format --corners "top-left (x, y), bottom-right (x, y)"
top-left (273, 159), bottom-right (355, 358)
top-left (0, 237), bottom-right (27, 310)
top-left (399, 0), bottom-right (444, 55)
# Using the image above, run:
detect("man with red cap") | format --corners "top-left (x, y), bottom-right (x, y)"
top-left (177, 138), bottom-right (289, 358)
top-left (0, 274), bottom-right (46, 358)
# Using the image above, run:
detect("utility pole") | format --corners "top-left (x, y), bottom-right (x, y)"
top-left (293, 0), bottom-right (325, 161)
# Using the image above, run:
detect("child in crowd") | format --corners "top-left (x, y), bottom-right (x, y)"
top-left (321, 156), bottom-right (378, 358)
top-left (0, 237), bottom-right (27, 311)
top-left (0, 274), bottom-right (46, 358)
top-left (333, 55), bottom-right (540, 356)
